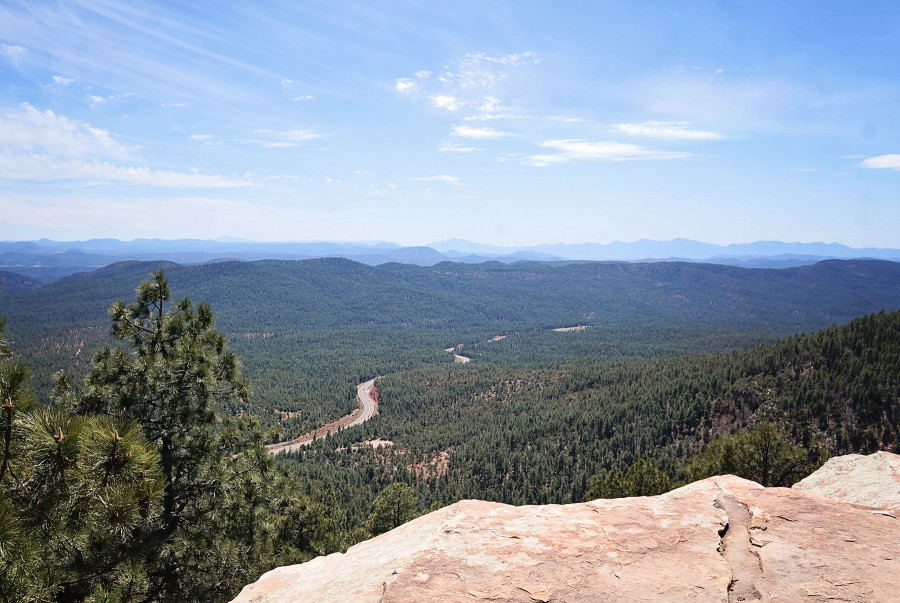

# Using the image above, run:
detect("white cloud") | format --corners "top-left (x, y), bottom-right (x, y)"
top-left (523, 139), bottom-right (689, 166)
top-left (395, 78), bottom-right (415, 93)
top-left (463, 113), bottom-right (528, 121)
top-left (291, 95), bottom-right (314, 101)
top-left (612, 121), bottom-right (722, 140)
top-left (282, 130), bottom-right (321, 141)
top-left (0, 103), bottom-right (248, 188)
top-left (860, 154), bottom-right (900, 170)
top-left (480, 96), bottom-right (499, 112)
top-left (484, 51), bottom-right (539, 66)
top-left (52, 75), bottom-right (75, 86)
top-left (0, 154), bottom-right (251, 187)
top-left (0, 103), bottom-right (126, 156)
top-left (89, 93), bottom-right (131, 106)
top-left (439, 142), bottom-right (479, 153)
top-left (413, 174), bottom-right (461, 184)
top-left (430, 94), bottom-right (459, 111)
top-left (394, 52), bottom-right (537, 120)
top-left (0, 44), bottom-right (25, 63)
top-left (548, 115), bottom-right (588, 123)
top-left (251, 129), bottom-right (323, 147)
top-left (453, 126), bottom-right (511, 139)
top-left (190, 134), bottom-right (214, 141)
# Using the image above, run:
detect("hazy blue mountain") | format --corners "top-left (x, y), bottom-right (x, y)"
top-left (530, 238), bottom-right (720, 261)
top-left (528, 239), bottom-right (900, 262)
top-left (428, 239), bottom-right (522, 255)
top-left (1, 238), bottom-right (898, 283)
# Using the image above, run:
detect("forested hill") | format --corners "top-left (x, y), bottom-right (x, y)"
top-left (282, 309), bottom-right (900, 526)
top-left (2, 257), bottom-right (899, 562)
top-left (2, 258), bottom-right (900, 436)
top-left (5, 257), bottom-right (900, 332)
top-left (0, 270), bottom-right (43, 295)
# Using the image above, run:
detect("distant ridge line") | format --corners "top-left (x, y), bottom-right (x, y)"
top-left (0, 238), bottom-right (898, 284)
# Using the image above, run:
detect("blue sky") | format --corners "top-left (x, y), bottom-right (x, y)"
top-left (1, 1), bottom-right (899, 247)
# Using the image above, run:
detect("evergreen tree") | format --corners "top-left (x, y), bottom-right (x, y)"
top-left (585, 459), bottom-right (671, 500)
top-left (76, 272), bottom-right (247, 536)
top-left (686, 424), bottom-right (824, 487)
top-left (63, 271), bottom-right (327, 601)
top-left (1, 317), bottom-right (165, 601)
top-left (366, 482), bottom-right (420, 536)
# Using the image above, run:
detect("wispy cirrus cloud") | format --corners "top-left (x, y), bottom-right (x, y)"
top-left (394, 52), bottom-right (537, 120)
top-left (0, 155), bottom-right (251, 187)
top-left (0, 103), bottom-right (250, 187)
top-left (612, 121), bottom-right (722, 140)
top-left (89, 92), bottom-right (131, 106)
top-left (0, 103), bottom-right (126, 156)
top-left (463, 113), bottom-right (529, 122)
top-left (412, 174), bottom-right (461, 184)
top-left (523, 139), bottom-right (689, 167)
top-left (250, 129), bottom-right (323, 148)
top-left (0, 43), bottom-right (25, 65)
top-left (860, 154), bottom-right (900, 170)
top-left (548, 115), bottom-right (588, 123)
top-left (453, 126), bottom-right (511, 140)
top-left (439, 142), bottom-right (479, 153)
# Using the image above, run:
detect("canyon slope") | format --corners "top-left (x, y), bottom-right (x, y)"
top-left (234, 452), bottom-right (900, 602)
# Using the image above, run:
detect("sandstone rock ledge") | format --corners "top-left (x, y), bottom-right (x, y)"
top-left (234, 453), bottom-right (900, 602)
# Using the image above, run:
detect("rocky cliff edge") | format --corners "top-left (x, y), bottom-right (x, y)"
top-left (234, 452), bottom-right (900, 602)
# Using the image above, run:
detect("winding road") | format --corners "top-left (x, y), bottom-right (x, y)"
top-left (266, 343), bottom-right (484, 456)
top-left (267, 378), bottom-right (379, 456)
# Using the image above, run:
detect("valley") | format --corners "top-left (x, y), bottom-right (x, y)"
top-left (2, 257), bottom-right (899, 599)
top-left (5, 3), bottom-right (899, 599)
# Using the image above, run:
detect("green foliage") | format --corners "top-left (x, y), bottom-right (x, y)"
top-left (282, 309), bottom-right (898, 544)
top-left (2, 261), bottom-right (899, 592)
top-left (366, 482), bottom-right (420, 536)
top-left (0, 316), bottom-right (11, 359)
top-left (6, 258), bottom-right (900, 438)
top-left (585, 459), bottom-right (671, 499)
top-left (685, 424), bottom-right (826, 487)
top-left (2, 309), bottom-right (165, 601)
top-left (2, 274), bottom-right (333, 602)
top-left (76, 271), bottom-right (248, 546)
top-left (1, 406), bottom-right (164, 600)
top-left (64, 270), bottom-right (329, 600)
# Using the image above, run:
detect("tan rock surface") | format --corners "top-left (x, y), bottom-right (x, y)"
top-left (234, 453), bottom-right (900, 602)
top-left (793, 450), bottom-right (900, 512)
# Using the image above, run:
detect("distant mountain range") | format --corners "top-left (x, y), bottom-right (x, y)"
top-left (0, 237), bottom-right (898, 284)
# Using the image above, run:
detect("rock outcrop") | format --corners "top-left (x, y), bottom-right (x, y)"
top-left (793, 450), bottom-right (900, 512)
top-left (234, 452), bottom-right (900, 602)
